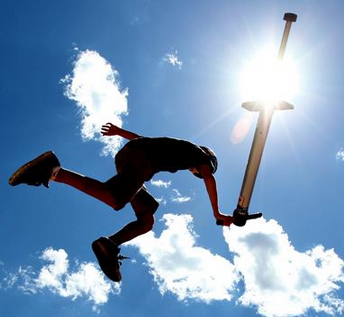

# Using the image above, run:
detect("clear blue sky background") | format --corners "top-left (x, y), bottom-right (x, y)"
top-left (1, 0), bottom-right (344, 316)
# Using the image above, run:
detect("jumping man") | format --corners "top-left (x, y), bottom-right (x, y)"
top-left (9, 123), bottom-right (233, 282)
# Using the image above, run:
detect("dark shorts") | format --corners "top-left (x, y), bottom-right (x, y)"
top-left (105, 145), bottom-right (159, 217)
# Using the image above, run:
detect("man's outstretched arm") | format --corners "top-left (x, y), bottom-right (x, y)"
top-left (199, 164), bottom-right (233, 226)
top-left (101, 123), bottom-right (141, 140)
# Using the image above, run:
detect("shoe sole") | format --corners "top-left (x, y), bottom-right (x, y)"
top-left (92, 239), bottom-right (122, 282)
top-left (9, 151), bottom-right (55, 186)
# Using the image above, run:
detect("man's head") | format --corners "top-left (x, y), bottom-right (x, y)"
top-left (191, 146), bottom-right (218, 178)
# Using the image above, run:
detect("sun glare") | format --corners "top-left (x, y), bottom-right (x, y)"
top-left (239, 47), bottom-right (299, 106)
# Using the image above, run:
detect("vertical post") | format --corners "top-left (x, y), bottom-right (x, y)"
top-left (278, 13), bottom-right (298, 60)
top-left (234, 13), bottom-right (297, 224)
top-left (237, 106), bottom-right (274, 211)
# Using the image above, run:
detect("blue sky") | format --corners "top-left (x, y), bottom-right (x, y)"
top-left (1, 0), bottom-right (344, 316)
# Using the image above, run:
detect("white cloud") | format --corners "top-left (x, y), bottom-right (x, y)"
top-left (62, 49), bottom-right (128, 157)
top-left (336, 148), bottom-right (344, 161)
top-left (171, 189), bottom-right (192, 203)
top-left (163, 51), bottom-right (183, 69)
top-left (129, 214), bottom-right (344, 316)
top-left (36, 248), bottom-right (68, 289)
top-left (2, 271), bottom-right (20, 290)
top-left (223, 218), bottom-right (344, 317)
top-left (4, 217), bottom-right (343, 317)
top-left (155, 196), bottom-right (167, 206)
top-left (3, 248), bottom-right (119, 312)
top-left (127, 214), bottom-right (239, 303)
top-left (150, 180), bottom-right (191, 205)
top-left (150, 179), bottom-right (172, 188)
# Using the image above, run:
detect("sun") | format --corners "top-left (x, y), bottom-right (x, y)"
top-left (239, 46), bottom-right (299, 106)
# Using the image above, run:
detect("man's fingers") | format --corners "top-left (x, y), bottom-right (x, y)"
top-left (101, 125), bottom-right (112, 131)
top-left (101, 125), bottom-right (111, 135)
top-left (101, 123), bottom-right (118, 136)
top-left (103, 123), bottom-right (113, 128)
top-left (216, 215), bottom-right (233, 227)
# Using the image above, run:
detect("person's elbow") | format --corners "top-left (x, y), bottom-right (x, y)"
top-left (199, 164), bottom-right (214, 178)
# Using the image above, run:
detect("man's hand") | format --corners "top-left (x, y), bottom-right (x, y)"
top-left (101, 123), bottom-right (140, 140)
top-left (215, 213), bottom-right (233, 227)
top-left (101, 123), bottom-right (121, 136)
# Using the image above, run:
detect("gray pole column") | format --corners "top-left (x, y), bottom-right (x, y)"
top-left (232, 13), bottom-right (297, 226)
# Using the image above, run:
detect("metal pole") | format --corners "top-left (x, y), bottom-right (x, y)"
top-left (235, 13), bottom-right (297, 216)
top-left (278, 13), bottom-right (298, 60)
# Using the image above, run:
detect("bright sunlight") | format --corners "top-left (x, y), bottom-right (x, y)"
top-left (239, 47), bottom-right (299, 106)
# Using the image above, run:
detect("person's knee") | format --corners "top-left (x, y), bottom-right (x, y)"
top-left (112, 203), bottom-right (123, 211)
top-left (138, 214), bottom-right (155, 233)
top-left (131, 193), bottom-right (159, 215)
top-left (111, 198), bottom-right (126, 211)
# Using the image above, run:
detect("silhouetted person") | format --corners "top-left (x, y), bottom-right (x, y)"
top-left (9, 123), bottom-right (233, 282)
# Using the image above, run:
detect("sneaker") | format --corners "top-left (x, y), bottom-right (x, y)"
top-left (92, 237), bottom-right (122, 282)
top-left (9, 151), bottom-right (60, 188)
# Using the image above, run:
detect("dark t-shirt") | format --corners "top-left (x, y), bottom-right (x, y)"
top-left (118, 137), bottom-right (211, 175)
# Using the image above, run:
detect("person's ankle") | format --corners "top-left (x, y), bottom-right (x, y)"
top-left (50, 166), bottom-right (61, 181)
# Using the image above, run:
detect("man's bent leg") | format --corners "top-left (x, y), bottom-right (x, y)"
top-left (92, 188), bottom-right (158, 282)
top-left (109, 187), bottom-right (159, 246)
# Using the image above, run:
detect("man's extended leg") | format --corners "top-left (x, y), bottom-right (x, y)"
top-left (9, 151), bottom-right (129, 210)
top-left (54, 168), bottom-right (123, 210)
